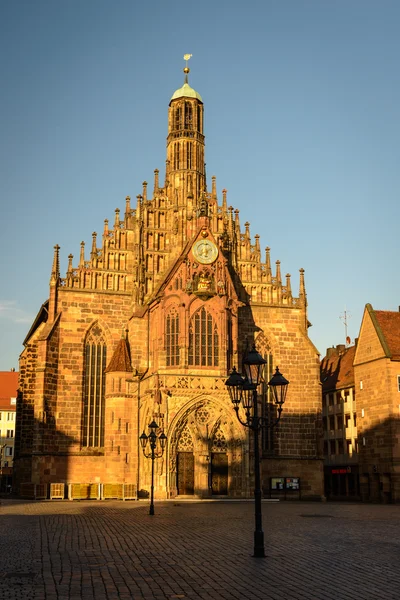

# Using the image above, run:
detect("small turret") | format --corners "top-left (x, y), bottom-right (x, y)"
top-left (114, 208), bottom-right (120, 229)
top-left (125, 197), bottom-right (131, 219)
top-left (222, 189), bottom-right (228, 216)
top-left (153, 170), bottom-right (159, 194)
top-left (48, 244), bottom-right (60, 321)
top-left (67, 254), bottom-right (73, 274)
top-left (79, 241), bottom-right (85, 267)
top-left (265, 247), bottom-right (272, 281)
top-left (50, 244), bottom-right (60, 284)
top-left (91, 232), bottom-right (97, 261)
top-left (211, 175), bottom-right (217, 201)
top-left (275, 260), bottom-right (282, 285)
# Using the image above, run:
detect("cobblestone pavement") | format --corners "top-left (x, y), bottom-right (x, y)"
top-left (1, 499), bottom-right (399, 600)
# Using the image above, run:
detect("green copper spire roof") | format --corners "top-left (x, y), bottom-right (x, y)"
top-left (171, 80), bottom-right (203, 102)
top-left (170, 55), bottom-right (203, 102)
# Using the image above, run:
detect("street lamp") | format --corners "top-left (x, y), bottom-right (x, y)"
top-left (139, 420), bottom-right (167, 515)
top-left (225, 345), bottom-right (289, 557)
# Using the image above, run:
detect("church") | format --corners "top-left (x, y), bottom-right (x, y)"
top-left (14, 60), bottom-right (324, 501)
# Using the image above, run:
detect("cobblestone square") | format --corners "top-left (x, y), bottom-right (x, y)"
top-left (0, 499), bottom-right (399, 600)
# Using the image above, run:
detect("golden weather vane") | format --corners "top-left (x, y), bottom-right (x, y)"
top-left (183, 53), bottom-right (192, 72)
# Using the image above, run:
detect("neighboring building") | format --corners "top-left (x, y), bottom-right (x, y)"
top-left (354, 304), bottom-right (400, 503)
top-left (0, 370), bottom-right (18, 492)
top-left (15, 62), bottom-right (323, 501)
top-left (320, 345), bottom-right (359, 500)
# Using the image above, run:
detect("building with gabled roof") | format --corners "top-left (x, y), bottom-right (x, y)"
top-left (0, 370), bottom-right (18, 492)
top-left (321, 344), bottom-right (359, 500)
top-left (14, 61), bottom-right (323, 501)
top-left (354, 303), bottom-right (400, 502)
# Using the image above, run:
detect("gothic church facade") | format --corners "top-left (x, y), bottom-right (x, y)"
top-left (15, 65), bottom-right (323, 500)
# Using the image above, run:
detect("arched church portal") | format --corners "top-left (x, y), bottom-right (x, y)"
top-left (169, 399), bottom-right (246, 498)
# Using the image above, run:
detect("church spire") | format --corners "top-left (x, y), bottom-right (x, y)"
top-left (167, 55), bottom-right (205, 206)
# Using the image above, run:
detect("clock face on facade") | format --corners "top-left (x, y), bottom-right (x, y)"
top-left (192, 239), bottom-right (218, 264)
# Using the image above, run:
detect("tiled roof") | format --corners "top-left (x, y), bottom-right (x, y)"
top-left (0, 371), bottom-right (18, 398)
top-left (0, 398), bottom-right (16, 410)
top-left (105, 338), bottom-right (132, 373)
top-left (320, 346), bottom-right (355, 392)
top-left (374, 310), bottom-right (400, 360)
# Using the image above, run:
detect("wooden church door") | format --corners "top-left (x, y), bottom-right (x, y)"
top-left (211, 428), bottom-right (228, 495)
top-left (177, 452), bottom-right (194, 495)
top-left (176, 425), bottom-right (194, 495)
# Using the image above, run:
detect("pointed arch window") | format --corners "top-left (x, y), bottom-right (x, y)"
top-left (175, 106), bottom-right (181, 130)
top-left (188, 308), bottom-right (219, 367)
top-left (82, 325), bottom-right (107, 447)
top-left (184, 102), bottom-right (192, 129)
top-left (166, 309), bottom-right (180, 366)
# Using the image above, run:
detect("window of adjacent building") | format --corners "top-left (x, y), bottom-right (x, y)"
top-left (338, 439), bottom-right (344, 454)
top-left (188, 308), bottom-right (219, 367)
top-left (166, 310), bottom-right (180, 366)
top-left (345, 414), bottom-right (351, 428)
top-left (329, 440), bottom-right (336, 455)
top-left (329, 393), bottom-right (335, 406)
top-left (353, 413), bottom-right (357, 427)
top-left (346, 440), bottom-right (352, 454)
top-left (82, 325), bottom-right (107, 448)
top-left (323, 441), bottom-right (328, 455)
top-left (7, 413), bottom-right (15, 421)
top-left (329, 415), bottom-right (335, 431)
top-left (5, 447), bottom-right (13, 457)
top-left (397, 375), bottom-right (400, 392)
top-left (344, 390), bottom-right (350, 401)
top-left (6, 430), bottom-right (13, 438)
top-left (323, 417), bottom-right (327, 431)
top-left (337, 415), bottom-right (343, 430)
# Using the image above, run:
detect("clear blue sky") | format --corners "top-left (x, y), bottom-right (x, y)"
top-left (1, 0), bottom-right (399, 370)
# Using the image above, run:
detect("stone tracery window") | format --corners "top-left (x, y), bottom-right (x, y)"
top-left (177, 426), bottom-right (194, 451)
top-left (211, 428), bottom-right (228, 452)
top-left (166, 309), bottom-right (180, 366)
top-left (188, 307), bottom-right (219, 367)
top-left (82, 325), bottom-right (107, 447)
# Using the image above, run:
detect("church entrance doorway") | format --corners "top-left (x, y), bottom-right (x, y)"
top-left (211, 452), bottom-right (228, 495)
top-left (177, 452), bottom-right (194, 495)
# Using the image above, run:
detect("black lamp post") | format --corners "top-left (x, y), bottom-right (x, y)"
top-left (139, 420), bottom-right (167, 515)
top-left (225, 346), bottom-right (289, 557)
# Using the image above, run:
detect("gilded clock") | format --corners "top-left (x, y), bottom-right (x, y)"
top-left (192, 239), bottom-right (218, 264)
